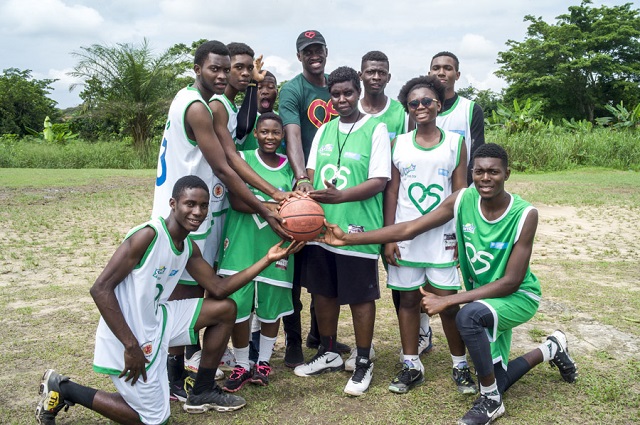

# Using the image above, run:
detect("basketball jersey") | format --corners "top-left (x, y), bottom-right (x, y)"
top-left (152, 85), bottom-right (217, 237)
top-left (93, 217), bottom-right (193, 375)
top-left (309, 115), bottom-right (390, 258)
top-left (436, 95), bottom-right (475, 165)
top-left (393, 128), bottom-right (463, 267)
top-left (237, 112), bottom-right (286, 154)
top-left (217, 150), bottom-right (295, 287)
top-left (454, 187), bottom-right (541, 299)
top-left (359, 97), bottom-right (408, 141)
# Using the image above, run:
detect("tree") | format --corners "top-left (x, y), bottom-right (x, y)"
top-left (496, 1), bottom-right (640, 121)
top-left (0, 68), bottom-right (58, 136)
top-left (69, 39), bottom-right (192, 152)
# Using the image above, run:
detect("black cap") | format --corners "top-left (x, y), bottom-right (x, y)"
top-left (296, 30), bottom-right (326, 52)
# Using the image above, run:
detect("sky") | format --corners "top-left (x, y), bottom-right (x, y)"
top-left (0, 0), bottom-right (631, 109)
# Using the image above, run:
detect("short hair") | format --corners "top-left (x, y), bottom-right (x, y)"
top-left (328, 66), bottom-right (361, 93)
top-left (226, 42), bottom-right (254, 58)
top-left (263, 70), bottom-right (277, 84)
top-left (172, 175), bottom-right (209, 201)
top-left (361, 50), bottom-right (389, 66)
top-left (472, 143), bottom-right (509, 169)
top-left (432, 51), bottom-right (460, 71)
top-left (194, 40), bottom-right (229, 66)
top-left (256, 112), bottom-right (283, 129)
top-left (397, 75), bottom-right (446, 112)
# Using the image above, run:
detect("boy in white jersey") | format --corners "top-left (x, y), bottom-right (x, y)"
top-left (36, 176), bottom-right (303, 425)
top-left (320, 144), bottom-right (577, 425)
top-left (385, 75), bottom-right (470, 395)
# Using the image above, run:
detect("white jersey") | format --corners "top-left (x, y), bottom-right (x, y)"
top-left (393, 128), bottom-right (463, 267)
top-left (210, 94), bottom-right (238, 141)
top-left (93, 217), bottom-right (192, 375)
top-left (436, 95), bottom-right (474, 165)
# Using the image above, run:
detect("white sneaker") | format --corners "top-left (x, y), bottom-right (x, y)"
top-left (345, 346), bottom-right (376, 372)
top-left (344, 356), bottom-right (373, 396)
top-left (219, 347), bottom-right (236, 371)
top-left (185, 350), bottom-right (201, 374)
top-left (215, 368), bottom-right (225, 380)
top-left (294, 351), bottom-right (344, 377)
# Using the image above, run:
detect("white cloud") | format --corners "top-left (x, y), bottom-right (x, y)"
top-left (0, 0), bottom-right (103, 36)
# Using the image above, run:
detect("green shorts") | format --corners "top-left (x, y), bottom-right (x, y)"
top-left (229, 280), bottom-right (293, 323)
top-left (477, 290), bottom-right (540, 367)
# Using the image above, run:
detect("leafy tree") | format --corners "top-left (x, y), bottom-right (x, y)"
top-left (0, 68), bottom-right (58, 136)
top-left (496, 1), bottom-right (640, 121)
top-left (69, 39), bottom-right (193, 152)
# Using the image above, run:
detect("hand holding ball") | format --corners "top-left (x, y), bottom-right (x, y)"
top-left (279, 198), bottom-right (325, 241)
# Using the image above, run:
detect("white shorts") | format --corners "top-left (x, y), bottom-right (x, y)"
top-left (109, 298), bottom-right (201, 424)
top-left (387, 265), bottom-right (461, 291)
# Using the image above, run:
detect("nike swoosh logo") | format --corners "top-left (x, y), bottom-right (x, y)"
top-left (487, 406), bottom-right (500, 417)
top-left (326, 356), bottom-right (339, 364)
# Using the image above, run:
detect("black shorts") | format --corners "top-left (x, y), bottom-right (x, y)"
top-left (300, 245), bottom-right (380, 305)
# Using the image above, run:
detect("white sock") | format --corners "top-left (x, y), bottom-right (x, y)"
top-left (480, 380), bottom-right (501, 402)
top-left (258, 334), bottom-right (277, 364)
top-left (233, 345), bottom-right (251, 370)
top-left (419, 312), bottom-right (430, 335)
top-left (452, 354), bottom-right (468, 368)
top-left (403, 354), bottom-right (423, 372)
top-left (538, 339), bottom-right (558, 362)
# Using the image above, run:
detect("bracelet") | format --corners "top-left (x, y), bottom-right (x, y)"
top-left (296, 177), bottom-right (311, 185)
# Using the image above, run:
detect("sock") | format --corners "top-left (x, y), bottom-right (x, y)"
top-left (403, 354), bottom-right (423, 371)
top-left (538, 339), bottom-right (558, 362)
top-left (452, 354), bottom-right (468, 368)
top-left (59, 380), bottom-right (98, 409)
top-left (320, 335), bottom-right (337, 353)
top-left (480, 380), bottom-right (501, 403)
top-left (233, 345), bottom-right (251, 370)
top-left (167, 354), bottom-right (184, 383)
top-left (258, 334), bottom-right (277, 363)
top-left (192, 367), bottom-right (216, 395)
top-left (356, 346), bottom-right (371, 359)
top-left (185, 342), bottom-right (201, 360)
top-left (419, 312), bottom-right (430, 335)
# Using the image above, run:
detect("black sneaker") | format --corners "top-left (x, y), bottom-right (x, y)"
top-left (453, 364), bottom-right (478, 394)
top-left (388, 361), bottom-right (424, 394)
top-left (458, 395), bottom-right (505, 425)
top-left (183, 383), bottom-right (246, 414)
top-left (305, 334), bottom-right (351, 354)
top-left (284, 343), bottom-right (305, 368)
top-left (222, 365), bottom-right (252, 393)
top-left (35, 369), bottom-right (74, 425)
top-left (250, 361), bottom-right (272, 386)
top-left (547, 330), bottom-right (578, 383)
top-left (169, 378), bottom-right (188, 402)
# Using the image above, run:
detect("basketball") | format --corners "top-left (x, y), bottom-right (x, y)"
top-left (279, 197), bottom-right (325, 241)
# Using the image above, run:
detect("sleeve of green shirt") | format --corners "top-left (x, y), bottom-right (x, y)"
top-left (279, 81), bottom-right (301, 127)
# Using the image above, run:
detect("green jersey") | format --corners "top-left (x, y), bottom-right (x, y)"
top-left (359, 97), bottom-right (407, 140)
top-left (237, 113), bottom-right (286, 154)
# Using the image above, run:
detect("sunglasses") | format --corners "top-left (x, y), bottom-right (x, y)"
top-left (407, 97), bottom-right (439, 110)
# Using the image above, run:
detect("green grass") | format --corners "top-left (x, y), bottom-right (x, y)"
top-left (2, 168), bottom-right (639, 424)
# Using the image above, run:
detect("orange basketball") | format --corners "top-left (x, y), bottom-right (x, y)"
top-left (279, 197), bottom-right (325, 241)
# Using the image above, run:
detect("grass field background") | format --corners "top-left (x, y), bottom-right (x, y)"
top-left (1, 168), bottom-right (638, 424)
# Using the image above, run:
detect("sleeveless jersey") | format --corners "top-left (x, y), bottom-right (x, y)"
top-left (310, 115), bottom-right (389, 258)
top-left (359, 97), bottom-right (408, 141)
top-left (93, 217), bottom-right (193, 375)
top-left (393, 128), bottom-right (463, 267)
top-left (454, 188), bottom-right (541, 300)
top-left (436, 95), bottom-right (475, 165)
top-left (152, 85), bottom-right (218, 237)
top-left (217, 150), bottom-right (295, 287)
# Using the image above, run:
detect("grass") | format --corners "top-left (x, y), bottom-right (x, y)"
top-left (1, 168), bottom-right (639, 424)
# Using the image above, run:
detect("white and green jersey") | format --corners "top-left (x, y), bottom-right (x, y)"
top-left (210, 93), bottom-right (238, 143)
top-left (436, 95), bottom-right (474, 165)
top-left (217, 149), bottom-right (295, 287)
top-left (93, 217), bottom-right (193, 375)
top-left (153, 85), bottom-right (216, 237)
top-left (359, 97), bottom-right (408, 141)
top-left (454, 187), bottom-right (541, 299)
top-left (393, 128), bottom-right (463, 267)
top-left (307, 115), bottom-right (391, 258)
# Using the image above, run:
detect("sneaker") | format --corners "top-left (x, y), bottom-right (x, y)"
top-left (222, 365), bottom-right (252, 393)
top-left (344, 356), bottom-right (373, 396)
top-left (183, 384), bottom-right (246, 414)
top-left (183, 369), bottom-right (226, 399)
top-left (457, 395), bottom-right (505, 425)
top-left (169, 379), bottom-right (188, 402)
top-left (306, 333), bottom-right (351, 354)
top-left (294, 351), bottom-right (344, 377)
top-left (399, 327), bottom-right (434, 362)
top-left (547, 330), bottom-right (578, 383)
top-left (219, 347), bottom-right (236, 370)
top-left (284, 343), bottom-right (305, 368)
top-left (251, 361), bottom-right (272, 386)
top-left (345, 346), bottom-right (376, 372)
top-left (36, 369), bottom-right (74, 425)
top-left (185, 350), bottom-right (201, 374)
top-left (453, 364), bottom-right (479, 394)
top-left (388, 361), bottom-right (424, 394)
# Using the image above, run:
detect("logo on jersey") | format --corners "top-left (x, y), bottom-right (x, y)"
top-left (224, 237), bottom-right (230, 250)
top-left (490, 241), bottom-right (509, 250)
top-left (462, 223), bottom-right (476, 234)
top-left (153, 266), bottom-right (166, 278)
top-left (275, 258), bottom-right (288, 270)
top-left (401, 164), bottom-right (416, 177)
top-left (169, 269), bottom-right (179, 277)
top-left (212, 183), bottom-right (225, 200)
top-left (320, 164), bottom-right (350, 190)
top-left (438, 168), bottom-right (450, 177)
top-left (344, 152), bottom-right (361, 161)
top-left (465, 242), bottom-right (494, 275)
top-left (141, 342), bottom-right (153, 358)
top-left (319, 144), bottom-right (334, 155)
top-left (307, 99), bottom-right (338, 128)
top-left (408, 183), bottom-right (443, 214)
